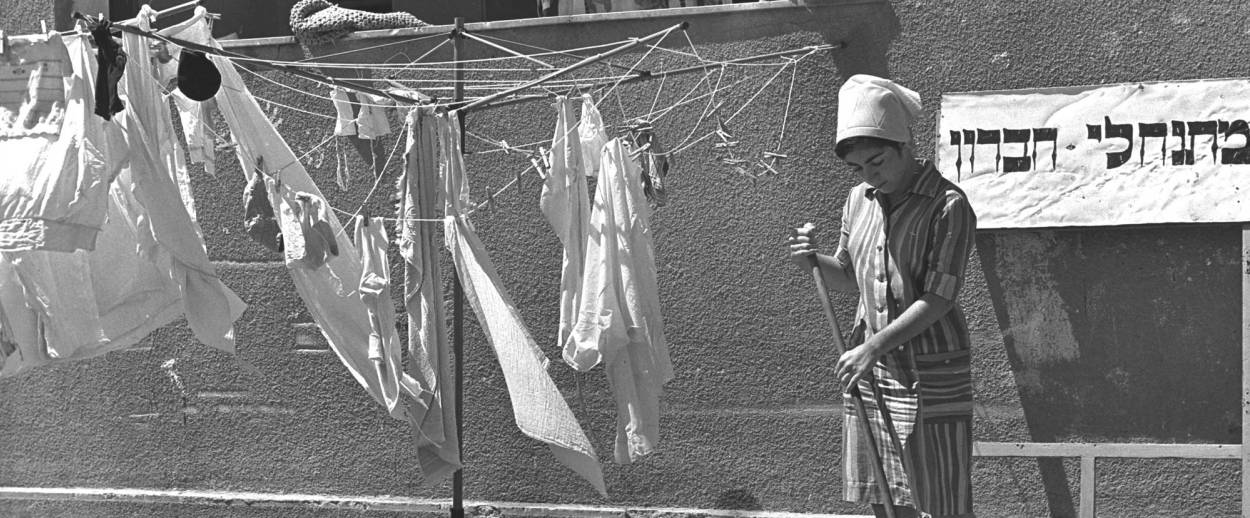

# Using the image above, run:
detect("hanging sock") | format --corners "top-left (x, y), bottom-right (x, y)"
top-left (87, 18), bottom-right (126, 120)
top-left (578, 93), bottom-right (608, 178)
top-left (626, 120), bottom-right (670, 207)
top-left (243, 157), bottom-right (284, 253)
top-left (566, 138), bottom-right (672, 464)
top-left (330, 87), bottom-right (357, 137)
top-left (399, 106), bottom-right (460, 483)
top-left (541, 96), bottom-right (593, 353)
top-left (438, 112), bottom-right (606, 496)
top-left (355, 215), bottom-right (403, 414)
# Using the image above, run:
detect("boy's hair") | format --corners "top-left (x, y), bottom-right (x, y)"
top-left (834, 136), bottom-right (903, 159)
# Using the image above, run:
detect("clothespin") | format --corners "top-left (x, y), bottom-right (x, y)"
top-left (40, 20), bottom-right (48, 34)
top-left (0, 31), bottom-right (9, 61)
top-left (538, 145), bottom-right (551, 171)
top-left (528, 154), bottom-right (546, 182)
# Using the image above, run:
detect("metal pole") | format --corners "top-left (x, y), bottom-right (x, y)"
top-left (451, 16), bottom-right (466, 518)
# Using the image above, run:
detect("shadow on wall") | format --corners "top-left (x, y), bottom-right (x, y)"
top-left (976, 225), bottom-right (1242, 516)
top-left (714, 488), bottom-right (763, 511)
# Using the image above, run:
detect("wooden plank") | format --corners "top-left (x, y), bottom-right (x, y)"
top-left (1242, 224), bottom-right (1250, 518)
top-left (974, 441), bottom-right (1241, 459)
top-left (1079, 456), bottom-right (1095, 518)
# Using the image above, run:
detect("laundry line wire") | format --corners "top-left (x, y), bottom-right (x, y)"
top-left (235, 37), bottom-right (635, 70)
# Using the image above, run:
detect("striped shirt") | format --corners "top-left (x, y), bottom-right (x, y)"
top-left (835, 160), bottom-right (977, 517)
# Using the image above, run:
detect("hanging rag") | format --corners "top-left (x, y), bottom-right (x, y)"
top-left (565, 138), bottom-right (672, 464)
top-left (578, 93), bottom-right (608, 178)
top-left (0, 32), bottom-right (119, 252)
top-left (290, 0), bottom-right (428, 48)
top-left (398, 106), bottom-right (460, 483)
top-left (87, 19), bottom-right (126, 120)
top-left (626, 121), bottom-right (670, 207)
top-left (356, 93), bottom-right (393, 140)
top-left (540, 96), bottom-right (592, 351)
top-left (294, 193), bottom-right (339, 270)
top-left (177, 6), bottom-right (424, 424)
top-left (113, 7), bottom-right (246, 353)
top-left (355, 215), bottom-right (403, 414)
top-left (243, 157), bottom-right (284, 253)
top-left (330, 87), bottom-right (357, 137)
top-left (438, 112), bottom-right (606, 496)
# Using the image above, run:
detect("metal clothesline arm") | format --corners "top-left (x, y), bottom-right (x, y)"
top-left (459, 28), bottom-right (554, 70)
top-left (464, 42), bottom-right (839, 113)
top-left (452, 22), bottom-right (686, 113)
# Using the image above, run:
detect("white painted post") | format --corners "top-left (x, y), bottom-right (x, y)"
top-left (1080, 455), bottom-right (1095, 518)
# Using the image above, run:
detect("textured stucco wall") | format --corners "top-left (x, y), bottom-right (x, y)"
top-left (0, 1), bottom-right (1246, 517)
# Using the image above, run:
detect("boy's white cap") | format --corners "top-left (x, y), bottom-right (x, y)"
top-left (835, 74), bottom-right (923, 146)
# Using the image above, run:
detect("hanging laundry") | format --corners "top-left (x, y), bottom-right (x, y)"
top-left (0, 32), bottom-right (118, 252)
top-left (243, 157), bottom-right (283, 253)
top-left (114, 7), bottom-right (245, 353)
top-left (356, 93), bottom-right (393, 140)
top-left (87, 18), bottom-right (126, 120)
top-left (565, 138), bottom-right (672, 464)
top-left (398, 106), bottom-right (460, 483)
top-left (625, 119), bottom-right (670, 207)
top-left (355, 215), bottom-right (403, 414)
top-left (153, 14), bottom-right (220, 176)
top-left (438, 112), bottom-right (606, 496)
top-left (293, 193), bottom-right (339, 270)
top-left (541, 96), bottom-right (593, 352)
top-left (330, 87), bottom-right (357, 137)
top-left (176, 7), bottom-right (424, 423)
top-left (578, 93), bottom-right (608, 178)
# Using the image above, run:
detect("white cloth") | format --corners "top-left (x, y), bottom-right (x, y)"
top-left (156, 13), bottom-right (219, 175)
top-left (355, 215), bottom-right (403, 414)
top-left (330, 87), bottom-right (357, 136)
top-left (541, 96), bottom-right (593, 351)
top-left (0, 32), bottom-right (116, 252)
top-left (399, 106), bottom-right (460, 483)
top-left (836, 74), bottom-right (923, 146)
top-left (356, 94), bottom-right (392, 140)
top-left (565, 138), bottom-right (672, 464)
top-left (175, 8), bottom-right (424, 421)
top-left (438, 112), bottom-right (606, 496)
top-left (578, 93), bottom-right (608, 178)
top-left (115, 7), bottom-right (245, 353)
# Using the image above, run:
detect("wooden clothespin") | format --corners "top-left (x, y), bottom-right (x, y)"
top-left (41, 20), bottom-right (48, 34)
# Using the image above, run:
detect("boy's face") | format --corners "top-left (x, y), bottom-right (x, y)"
top-left (842, 141), bottom-right (915, 194)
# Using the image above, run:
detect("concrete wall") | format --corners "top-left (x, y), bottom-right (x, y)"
top-left (0, 1), bottom-right (1246, 517)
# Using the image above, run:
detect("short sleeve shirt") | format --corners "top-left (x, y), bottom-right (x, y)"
top-left (835, 160), bottom-right (977, 358)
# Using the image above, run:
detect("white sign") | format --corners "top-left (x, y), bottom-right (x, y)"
top-left (936, 79), bottom-right (1250, 229)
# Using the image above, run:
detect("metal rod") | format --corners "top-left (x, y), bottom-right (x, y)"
top-left (79, 14), bottom-right (438, 106)
top-left (454, 22), bottom-right (686, 113)
top-left (463, 42), bottom-right (837, 113)
top-left (450, 17), bottom-right (466, 518)
top-left (460, 29), bottom-right (554, 70)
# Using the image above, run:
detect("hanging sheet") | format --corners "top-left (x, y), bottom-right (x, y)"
top-left (438, 112), bottom-right (606, 496)
top-left (398, 106), bottom-right (460, 483)
top-left (170, 8), bottom-right (427, 421)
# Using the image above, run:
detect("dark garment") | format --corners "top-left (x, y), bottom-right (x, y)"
top-left (89, 20), bottom-right (126, 120)
top-left (243, 162), bottom-right (283, 253)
